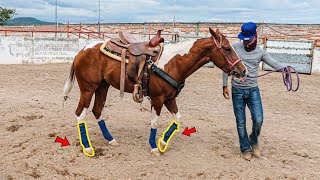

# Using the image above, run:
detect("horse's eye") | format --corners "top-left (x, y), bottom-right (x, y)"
top-left (225, 48), bottom-right (232, 52)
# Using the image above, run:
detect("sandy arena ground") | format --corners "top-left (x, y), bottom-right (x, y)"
top-left (1, 63), bottom-right (319, 179)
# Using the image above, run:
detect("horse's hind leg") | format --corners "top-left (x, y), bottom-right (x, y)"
top-left (76, 90), bottom-right (95, 156)
top-left (92, 81), bottom-right (119, 146)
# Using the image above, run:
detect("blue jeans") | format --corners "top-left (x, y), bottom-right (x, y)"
top-left (232, 86), bottom-right (263, 152)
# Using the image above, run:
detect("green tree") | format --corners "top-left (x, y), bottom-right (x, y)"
top-left (0, 7), bottom-right (15, 25)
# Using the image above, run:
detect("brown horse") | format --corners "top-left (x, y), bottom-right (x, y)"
top-left (63, 28), bottom-right (247, 156)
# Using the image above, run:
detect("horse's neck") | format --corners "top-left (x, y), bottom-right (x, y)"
top-left (165, 39), bottom-right (211, 82)
top-left (181, 55), bottom-right (211, 79)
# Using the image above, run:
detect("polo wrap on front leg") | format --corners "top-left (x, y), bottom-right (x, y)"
top-left (78, 122), bottom-right (90, 148)
top-left (163, 122), bottom-right (178, 142)
top-left (98, 119), bottom-right (114, 141)
top-left (149, 128), bottom-right (157, 149)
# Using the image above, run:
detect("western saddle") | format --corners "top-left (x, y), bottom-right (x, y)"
top-left (100, 30), bottom-right (164, 102)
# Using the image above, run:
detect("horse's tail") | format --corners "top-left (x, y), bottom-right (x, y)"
top-left (63, 62), bottom-right (75, 100)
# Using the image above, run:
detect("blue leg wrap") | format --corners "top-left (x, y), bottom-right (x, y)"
top-left (79, 123), bottom-right (90, 148)
top-left (163, 123), bottom-right (178, 142)
top-left (98, 119), bottom-right (114, 141)
top-left (149, 128), bottom-right (157, 149)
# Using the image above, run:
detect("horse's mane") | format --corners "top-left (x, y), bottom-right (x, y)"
top-left (157, 39), bottom-right (196, 69)
top-left (158, 38), bottom-right (212, 69)
top-left (188, 37), bottom-right (214, 55)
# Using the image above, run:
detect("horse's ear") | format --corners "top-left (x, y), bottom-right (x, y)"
top-left (216, 28), bottom-right (221, 34)
top-left (209, 27), bottom-right (219, 39)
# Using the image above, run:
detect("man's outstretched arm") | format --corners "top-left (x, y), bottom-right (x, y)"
top-left (262, 50), bottom-right (285, 70)
top-left (222, 72), bottom-right (230, 99)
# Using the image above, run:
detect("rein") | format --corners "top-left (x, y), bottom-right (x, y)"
top-left (212, 35), bottom-right (242, 68)
top-left (248, 66), bottom-right (300, 92)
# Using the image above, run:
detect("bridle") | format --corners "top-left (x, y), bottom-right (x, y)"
top-left (212, 34), bottom-right (242, 69)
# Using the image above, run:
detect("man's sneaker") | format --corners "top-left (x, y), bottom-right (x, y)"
top-left (252, 144), bottom-right (261, 157)
top-left (242, 151), bottom-right (252, 161)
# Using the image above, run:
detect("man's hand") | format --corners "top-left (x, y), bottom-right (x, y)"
top-left (223, 86), bottom-right (230, 100)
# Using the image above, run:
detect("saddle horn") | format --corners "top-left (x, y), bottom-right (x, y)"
top-left (149, 30), bottom-right (164, 47)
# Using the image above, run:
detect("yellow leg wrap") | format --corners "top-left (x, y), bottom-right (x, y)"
top-left (77, 121), bottom-right (95, 157)
top-left (157, 120), bottom-right (180, 153)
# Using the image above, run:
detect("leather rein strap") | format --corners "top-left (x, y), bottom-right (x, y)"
top-left (147, 57), bottom-right (184, 96)
top-left (212, 35), bottom-right (242, 69)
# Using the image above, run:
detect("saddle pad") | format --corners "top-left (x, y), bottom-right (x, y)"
top-left (100, 41), bottom-right (129, 63)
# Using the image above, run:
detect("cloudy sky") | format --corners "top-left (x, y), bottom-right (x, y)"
top-left (1, 0), bottom-right (319, 24)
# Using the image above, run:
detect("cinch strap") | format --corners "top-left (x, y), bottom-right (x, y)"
top-left (98, 120), bottom-right (114, 141)
top-left (149, 128), bottom-right (157, 149)
top-left (79, 122), bottom-right (90, 148)
top-left (147, 58), bottom-right (184, 96)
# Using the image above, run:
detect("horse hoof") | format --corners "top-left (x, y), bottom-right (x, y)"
top-left (150, 148), bottom-right (161, 156)
top-left (84, 147), bottom-right (94, 156)
top-left (160, 139), bottom-right (167, 150)
top-left (109, 139), bottom-right (119, 146)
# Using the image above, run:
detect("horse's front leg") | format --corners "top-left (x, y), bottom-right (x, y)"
top-left (160, 98), bottom-right (181, 150)
top-left (149, 96), bottom-right (164, 156)
top-left (165, 98), bottom-right (181, 122)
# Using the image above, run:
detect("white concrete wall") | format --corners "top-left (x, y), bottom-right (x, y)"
top-left (0, 36), bottom-right (320, 73)
top-left (0, 36), bottom-right (105, 64)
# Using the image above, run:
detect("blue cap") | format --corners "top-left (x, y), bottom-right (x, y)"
top-left (238, 22), bottom-right (257, 41)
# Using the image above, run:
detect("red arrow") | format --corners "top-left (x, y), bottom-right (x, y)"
top-left (55, 136), bottom-right (70, 147)
top-left (182, 127), bottom-right (197, 137)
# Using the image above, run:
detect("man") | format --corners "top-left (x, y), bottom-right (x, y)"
top-left (222, 22), bottom-right (284, 161)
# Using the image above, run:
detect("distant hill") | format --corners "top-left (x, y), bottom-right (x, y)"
top-left (5, 17), bottom-right (56, 26)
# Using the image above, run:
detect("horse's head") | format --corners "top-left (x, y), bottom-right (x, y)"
top-left (207, 27), bottom-right (247, 78)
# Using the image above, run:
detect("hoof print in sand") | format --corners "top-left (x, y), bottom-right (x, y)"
top-left (6, 125), bottom-right (22, 132)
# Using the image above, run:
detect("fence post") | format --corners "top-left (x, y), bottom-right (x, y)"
top-left (259, 22), bottom-right (264, 44)
top-left (67, 21), bottom-right (70, 38)
top-left (196, 22), bottom-right (199, 36)
top-left (79, 22), bottom-right (82, 38)
top-left (173, 33), bottom-right (179, 43)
